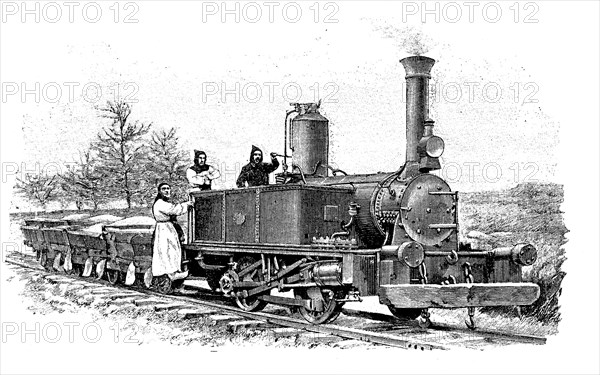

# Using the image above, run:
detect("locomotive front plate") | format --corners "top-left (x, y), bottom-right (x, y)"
top-left (400, 174), bottom-right (455, 246)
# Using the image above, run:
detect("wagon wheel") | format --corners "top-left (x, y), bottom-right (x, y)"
top-left (153, 275), bottom-right (173, 294)
top-left (234, 256), bottom-right (268, 312)
top-left (82, 258), bottom-right (94, 277)
top-left (133, 273), bottom-right (147, 288)
top-left (95, 259), bottom-right (106, 280)
top-left (76, 264), bottom-right (85, 277)
top-left (40, 252), bottom-right (51, 271)
top-left (52, 253), bottom-right (63, 272)
top-left (294, 288), bottom-right (345, 324)
top-left (387, 305), bottom-right (422, 320)
top-left (69, 264), bottom-right (83, 277)
top-left (64, 264), bottom-right (77, 276)
top-left (106, 269), bottom-right (121, 285)
top-left (143, 269), bottom-right (153, 289)
top-left (153, 275), bottom-right (183, 294)
top-left (63, 253), bottom-right (73, 274)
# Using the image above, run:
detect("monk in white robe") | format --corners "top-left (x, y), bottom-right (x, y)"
top-left (152, 183), bottom-right (192, 280)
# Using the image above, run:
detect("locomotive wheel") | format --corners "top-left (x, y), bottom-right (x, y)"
top-left (294, 288), bottom-right (344, 324)
top-left (322, 306), bottom-right (343, 324)
top-left (106, 269), bottom-right (121, 285)
top-left (171, 279), bottom-right (185, 292)
top-left (205, 270), bottom-right (222, 292)
top-left (387, 306), bottom-right (422, 320)
top-left (234, 257), bottom-right (267, 312)
top-left (417, 310), bottom-right (432, 329)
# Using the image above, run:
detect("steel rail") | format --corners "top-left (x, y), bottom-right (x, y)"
top-left (4, 256), bottom-right (546, 349)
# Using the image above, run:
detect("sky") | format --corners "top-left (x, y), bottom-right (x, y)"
top-left (1, 1), bottom-right (582, 196)
top-left (1, 1), bottom-right (599, 374)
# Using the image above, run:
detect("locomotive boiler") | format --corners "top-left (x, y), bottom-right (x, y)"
top-left (183, 55), bottom-right (540, 327)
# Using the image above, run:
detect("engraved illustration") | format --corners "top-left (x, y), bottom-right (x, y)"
top-left (1, 1), bottom-right (598, 374)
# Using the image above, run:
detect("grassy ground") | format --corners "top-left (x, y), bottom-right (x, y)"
top-left (2, 262), bottom-right (349, 349)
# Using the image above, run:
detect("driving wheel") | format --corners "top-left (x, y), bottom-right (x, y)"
top-left (205, 270), bottom-right (222, 292)
top-left (234, 256), bottom-right (267, 312)
top-left (294, 287), bottom-right (344, 324)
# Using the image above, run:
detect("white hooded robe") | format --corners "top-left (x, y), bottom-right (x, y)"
top-left (152, 199), bottom-right (188, 277)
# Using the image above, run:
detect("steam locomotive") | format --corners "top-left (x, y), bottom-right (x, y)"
top-left (20, 55), bottom-right (539, 328)
top-left (182, 55), bottom-right (541, 328)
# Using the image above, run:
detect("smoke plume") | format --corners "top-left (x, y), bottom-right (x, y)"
top-left (373, 24), bottom-right (437, 56)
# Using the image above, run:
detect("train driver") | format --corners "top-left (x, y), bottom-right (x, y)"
top-left (187, 150), bottom-right (221, 191)
top-left (236, 145), bottom-right (279, 187)
top-left (152, 182), bottom-right (192, 282)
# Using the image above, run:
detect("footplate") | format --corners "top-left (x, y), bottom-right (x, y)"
top-left (379, 283), bottom-right (540, 308)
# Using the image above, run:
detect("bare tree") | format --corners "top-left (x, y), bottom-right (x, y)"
top-left (91, 100), bottom-right (151, 208)
top-left (15, 173), bottom-right (60, 210)
top-left (145, 127), bottom-right (189, 201)
top-left (59, 150), bottom-right (109, 210)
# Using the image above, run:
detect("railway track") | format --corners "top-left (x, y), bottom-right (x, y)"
top-left (3, 252), bottom-right (546, 350)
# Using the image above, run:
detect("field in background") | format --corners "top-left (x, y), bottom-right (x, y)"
top-left (459, 182), bottom-right (567, 324)
top-left (9, 182), bottom-right (567, 325)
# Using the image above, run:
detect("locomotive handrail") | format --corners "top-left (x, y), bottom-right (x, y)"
top-left (428, 224), bottom-right (457, 229)
top-left (428, 191), bottom-right (459, 195)
top-left (283, 108), bottom-right (296, 171)
top-left (320, 163), bottom-right (348, 176)
top-left (189, 184), bottom-right (355, 194)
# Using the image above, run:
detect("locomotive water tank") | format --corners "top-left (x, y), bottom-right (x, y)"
top-left (289, 102), bottom-right (329, 177)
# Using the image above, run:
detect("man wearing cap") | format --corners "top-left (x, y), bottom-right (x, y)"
top-left (187, 150), bottom-right (221, 191)
top-left (236, 145), bottom-right (280, 187)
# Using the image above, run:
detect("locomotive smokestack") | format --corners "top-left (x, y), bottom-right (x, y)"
top-left (400, 56), bottom-right (435, 170)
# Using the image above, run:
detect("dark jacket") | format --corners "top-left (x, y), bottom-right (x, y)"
top-left (236, 145), bottom-right (279, 187)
